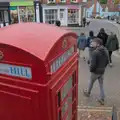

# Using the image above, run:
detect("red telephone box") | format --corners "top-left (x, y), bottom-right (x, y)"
top-left (0, 23), bottom-right (78, 120)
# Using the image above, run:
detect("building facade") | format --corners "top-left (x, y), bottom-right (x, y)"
top-left (10, 1), bottom-right (35, 24)
top-left (0, 0), bottom-right (86, 27)
top-left (0, 0), bottom-right (42, 27)
top-left (42, 0), bottom-right (86, 26)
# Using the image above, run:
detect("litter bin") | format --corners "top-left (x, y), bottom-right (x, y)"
top-left (0, 23), bottom-right (78, 120)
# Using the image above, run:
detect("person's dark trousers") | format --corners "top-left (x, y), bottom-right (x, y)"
top-left (109, 51), bottom-right (113, 63)
top-left (83, 22), bottom-right (85, 27)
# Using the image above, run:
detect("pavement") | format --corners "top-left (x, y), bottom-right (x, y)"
top-left (63, 19), bottom-right (120, 119)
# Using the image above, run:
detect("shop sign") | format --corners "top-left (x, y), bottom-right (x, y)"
top-left (0, 63), bottom-right (32, 79)
top-left (50, 46), bottom-right (74, 73)
top-left (10, 1), bottom-right (34, 7)
top-left (10, 7), bottom-right (17, 10)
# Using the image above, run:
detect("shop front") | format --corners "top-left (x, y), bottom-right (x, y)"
top-left (0, 2), bottom-right (10, 27)
top-left (42, 4), bottom-right (82, 26)
top-left (10, 1), bottom-right (35, 24)
top-left (68, 8), bottom-right (79, 26)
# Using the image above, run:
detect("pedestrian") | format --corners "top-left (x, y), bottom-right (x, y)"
top-left (77, 32), bottom-right (87, 61)
top-left (56, 20), bottom-right (61, 27)
top-left (83, 38), bottom-right (109, 105)
top-left (82, 17), bottom-right (86, 27)
top-left (86, 31), bottom-right (96, 63)
top-left (106, 32), bottom-right (119, 67)
top-left (97, 28), bottom-right (108, 47)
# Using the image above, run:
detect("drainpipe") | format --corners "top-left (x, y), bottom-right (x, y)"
top-left (93, 0), bottom-right (97, 17)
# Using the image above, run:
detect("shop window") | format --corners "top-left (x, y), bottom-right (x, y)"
top-left (45, 9), bottom-right (58, 24)
top-left (60, 0), bottom-right (66, 3)
top-left (10, 7), bottom-right (19, 24)
top-left (27, 7), bottom-right (35, 22)
top-left (19, 6), bottom-right (35, 23)
top-left (48, 0), bottom-right (55, 3)
top-left (10, 6), bottom-right (35, 24)
top-left (68, 9), bottom-right (79, 24)
top-left (71, 0), bottom-right (78, 2)
top-left (19, 7), bottom-right (26, 22)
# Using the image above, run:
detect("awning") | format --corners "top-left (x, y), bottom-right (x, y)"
top-left (67, 5), bottom-right (79, 9)
top-left (10, 1), bottom-right (33, 6)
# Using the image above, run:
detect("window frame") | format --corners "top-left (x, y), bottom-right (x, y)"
top-left (47, 0), bottom-right (56, 4)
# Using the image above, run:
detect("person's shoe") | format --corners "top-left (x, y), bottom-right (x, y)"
top-left (83, 89), bottom-right (90, 97)
top-left (83, 57), bottom-right (86, 61)
top-left (97, 99), bottom-right (104, 105)
top-left (109, 63), bottom-right (113, 67)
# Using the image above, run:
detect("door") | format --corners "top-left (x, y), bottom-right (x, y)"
top-left (51, 72), bottom-right (78, 120)
top-left (4, 11), bottom-right (9, 25)
top-left (60, 9), bottom-right (66, 26)
top-left (0, 11), bottom-right (4, 27)
top-left (68, 9), bottom-right (79, 25)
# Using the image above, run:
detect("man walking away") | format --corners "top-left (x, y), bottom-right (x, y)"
top-left (83, 38), bottom-right (109, 105)
top-left (77, 32), bottom-right (87, 61)
top-left (97, 28), bottom-right (108, 46)
top-left (86, 31), bottom-right (96, 63)
top-left (106, 32), bottom-right (119, 67)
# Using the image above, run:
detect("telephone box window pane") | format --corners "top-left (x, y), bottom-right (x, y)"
top-left (61, 77), bottom-right (72, 100)
top-left (66, 108), bottom-right (72, 120)
top-left (61, 101), bottom-right (68, 118)
top-left (61, 92), bottom-right (72, 118)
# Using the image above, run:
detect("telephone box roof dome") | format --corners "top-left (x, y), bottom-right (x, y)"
top-left (0, 23), bottom-right (75, 61)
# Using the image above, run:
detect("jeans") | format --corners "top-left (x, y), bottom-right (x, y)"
top-left (88, 73), bottom-right (105, 100)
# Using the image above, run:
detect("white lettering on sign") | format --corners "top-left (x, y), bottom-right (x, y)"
top-left (51, 46), bottom-right (74, 73)
top-left (0, 63), bottom-right (32, 79)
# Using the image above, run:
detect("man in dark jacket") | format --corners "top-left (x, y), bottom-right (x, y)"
top-left (83, 38), bottom-right (109, 105)
top-left (97, 28), bottom-right (108, 46)
top-left (106, 32), bottom-right (119, 67)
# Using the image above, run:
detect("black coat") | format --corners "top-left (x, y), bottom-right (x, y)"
top-left (97, 32), bottom-right (108, 46)
top-left (90, 46), bottom-right (109, 74)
